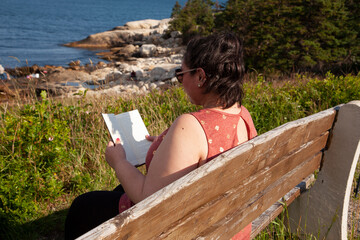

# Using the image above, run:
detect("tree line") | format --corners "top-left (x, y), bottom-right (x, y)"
top-left (168, 0), bottom-right (360, 74)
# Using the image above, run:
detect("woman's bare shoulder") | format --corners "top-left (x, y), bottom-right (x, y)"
top-left (143, 113), bottom-right (207, 195)
top-left (172, 113), bottom-right (201, 129)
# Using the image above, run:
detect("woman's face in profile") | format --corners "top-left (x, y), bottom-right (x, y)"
top-left (181, 62), bottom-right (204, 106)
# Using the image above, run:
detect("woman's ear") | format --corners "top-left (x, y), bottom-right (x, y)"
top-left (197, 68), bottom-right (206, 82)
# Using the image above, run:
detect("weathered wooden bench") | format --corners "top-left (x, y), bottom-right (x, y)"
top-left (79, 101), bottom-right (360, 240)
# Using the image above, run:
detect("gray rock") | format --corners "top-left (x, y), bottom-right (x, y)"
top-left (150, 67), bottom-right (167, 81)
top-left (140, 44), bottom-right (156, 57)
top-left (105, 71), bottom-right (122, 82)
top-left (149, 83), bottom-right (158, 90)
top-left (149, 64), bottom-right (179, 81)
top-left (170, 31), bottom-right (181, 38)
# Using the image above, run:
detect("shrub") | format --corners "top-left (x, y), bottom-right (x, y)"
top-left (0, 92), bottom-right (76, 224)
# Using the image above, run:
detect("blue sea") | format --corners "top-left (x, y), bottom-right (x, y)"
top-left (0, 0), bottom-right (192, 68)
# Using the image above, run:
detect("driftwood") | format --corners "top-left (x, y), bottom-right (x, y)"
top-left (78, 101), bottom-right (360, 240)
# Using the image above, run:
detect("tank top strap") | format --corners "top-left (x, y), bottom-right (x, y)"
top-left (239, 105), bottom-right (257, 140)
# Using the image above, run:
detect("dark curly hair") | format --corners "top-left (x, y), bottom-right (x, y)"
top-left (183, 32), bottom-right (245, 109)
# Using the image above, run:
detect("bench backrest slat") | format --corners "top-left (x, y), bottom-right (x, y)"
top-left (79, 108), bottom-right (336, 240)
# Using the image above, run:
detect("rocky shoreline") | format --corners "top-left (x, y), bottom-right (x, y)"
top-left (0, 19), bottom-right (184, 102)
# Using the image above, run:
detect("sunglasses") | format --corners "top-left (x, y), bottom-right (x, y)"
top-left (175, 68), bottom-right (197, 83)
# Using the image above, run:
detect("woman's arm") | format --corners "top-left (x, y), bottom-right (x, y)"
top-left (105, 113), bottom-right (208, 203)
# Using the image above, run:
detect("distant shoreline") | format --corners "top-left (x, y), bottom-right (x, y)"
top-left (0, 0), bottom-right (188, 68)
top-left (2, 18), bottom-right (177, 70)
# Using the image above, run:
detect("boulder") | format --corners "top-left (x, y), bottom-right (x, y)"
top-left (45, 69), bottom-right (92, 83)
top-left (139, 44), bottom-right (156, 57)
top-left (118, 44), bottom-right (137, 57)
top-left (105, 71), bottom-right (123, 82)
top-left (0, 64), bottom-right (11, 80)
top-left (149, 83), bottom-right (158, 90)
top-left (63, 19), bottom-right (171, 49)
top-left (149, 64), bottom-right (178, 81)
top-left (90, 67), bottom-right (115, 80)
top-left (139, 85), bottom-right (147, 93)
top-left (124, 19), bottom-right (169, 30)
top-left (170, 54), bottom-right (183, 64)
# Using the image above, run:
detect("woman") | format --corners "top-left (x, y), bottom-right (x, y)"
top-left (65, 32), bottom-right (257, 239)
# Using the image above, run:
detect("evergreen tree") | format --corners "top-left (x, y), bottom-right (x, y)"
top-left (344, 0), bottom-right (360, 71)
top-left (299, 0), bottom-right (352, 72)
top-left (216, 0), bottom-right (301, 71)
top-left (169, 0), bottom-right (215, 43)
top-left (215, 0), bottom-right (358, 73)
top-left (171, 1), bottom-right (182, 18)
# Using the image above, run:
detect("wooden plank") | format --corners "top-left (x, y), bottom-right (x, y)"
top-left (250, 192), bottom-right (299, 239)
top-left (250, 175), bottom-right (316, 239)
top-left (159, 135), bottom-right (327, 239)
top-left (79, 108), bottom-right (336, 240)
top-left (245, 108), bottom-right (335, 168)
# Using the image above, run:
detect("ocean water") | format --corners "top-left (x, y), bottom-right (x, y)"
top-left (0, 0), bottom-right (190, 68)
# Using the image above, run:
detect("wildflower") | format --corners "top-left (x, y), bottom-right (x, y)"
top-left (48, 137), bottom-right (54, 141)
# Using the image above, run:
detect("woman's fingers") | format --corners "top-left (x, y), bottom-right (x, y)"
top-left (107, 140), bottom-right (114, 147)
top-left (145, 135), bottom-right (157, 142)
top-left (107, 138), bottom-right (122, 147)
top-left (105, 140), bottom-right (126, 169)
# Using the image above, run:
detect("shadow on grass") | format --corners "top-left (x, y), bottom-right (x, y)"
top-left (0, 208), bottom-right (69, 240)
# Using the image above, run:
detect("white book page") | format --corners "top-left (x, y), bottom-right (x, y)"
top-left (102, 110), bottom-right (151, 166)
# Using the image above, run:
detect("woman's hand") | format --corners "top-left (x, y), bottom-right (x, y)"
top-left (104, 138), bottom-right (146, 204)
top-left (145, 135), bottom-right (158, 142)
top-left (105, 139), bottom-right (126, 170)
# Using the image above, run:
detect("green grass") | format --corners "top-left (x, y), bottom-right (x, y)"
top-left (1, 72), bottom-right (360, 239)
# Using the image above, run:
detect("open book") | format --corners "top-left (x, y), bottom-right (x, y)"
top-left (102, 109), bottom-right (151, 166)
